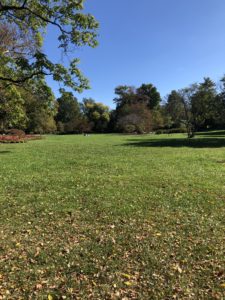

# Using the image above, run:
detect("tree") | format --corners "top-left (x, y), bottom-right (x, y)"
top-left (116, 103), bottom-right (152, 134)
top-left (56, 89), bottom-right (81, 133)
top-left (179, 84), bottom-right (198, 138)
top-left (0, 0), bottom-right (99, 91)
top-left (113, 86), bottom-right (137, 108)
top-left (82, 98), bottom-right (110, 132)
top-left (113, 84), bottom-right (161, 110)
top-left (213, 75), bottom-right (225, 128)
top-left (191, 78), bottom-right (217, 130)
top-left (113, 83), bottom-right (159, 133)
top-left (165, 90), bottom-right (185, 128)
top-left (151, 108), bottom-right (167, 130)
top-left (22, 78), bottom-right (57, 133)
top-left (0, 84), bottom-right (26, 131)
top-left (137, 83), bottom-right (161, 109)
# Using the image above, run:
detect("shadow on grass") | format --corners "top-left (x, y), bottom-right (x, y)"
top-left (0, 150), bottom-right (11, 155)
top-left (196, 130), bottom-right (225, 137)
top-left (124, 137), bottom-right (225, 148)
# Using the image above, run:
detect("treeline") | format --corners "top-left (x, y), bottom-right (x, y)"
top-left (1, 75), bottom-right (225, 136)
top-left (164, 76), bottom-right (225, 137)
top-left (0, 80), bottom-right (161, 134)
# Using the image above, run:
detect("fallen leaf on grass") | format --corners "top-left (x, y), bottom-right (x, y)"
top-left (155, 233), bottom-right (162, 237)
top-left (173, 264), bottom-right (182, 274)
top-left (124, 281), bottom-right (132, 286)
top-left (120, 273), bottom-right (132, 279)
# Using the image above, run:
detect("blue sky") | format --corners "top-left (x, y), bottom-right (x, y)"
top-left (44, 0), bottom-right (225, 108)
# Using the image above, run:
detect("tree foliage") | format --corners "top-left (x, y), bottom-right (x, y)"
top-left (82, 98), bottom-right (110, 132)
top-left (191, 78), bottom-right (217, 130)
top-left (0, 0), bottom-right (99, 91)
top-left (0, 84), bottom-right (26, 131)
top-left (165, 90), bottom-right (185, 128)
top-left (116, 103), bottom-right (152, 134)
top-left (56, 89), bottom-right (81, 133)
top-left (22, 78), bottom-right (57, 133)
top-left (114, 84), bottom-right (161, 109)
top-left (113, 83), bottom-right (160, 133)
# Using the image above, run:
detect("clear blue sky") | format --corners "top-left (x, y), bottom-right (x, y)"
top-left (44, 0), bottom-right (225, 108)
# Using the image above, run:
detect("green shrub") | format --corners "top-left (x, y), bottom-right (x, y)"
top-left (155, 128), bottom-right (187, 134)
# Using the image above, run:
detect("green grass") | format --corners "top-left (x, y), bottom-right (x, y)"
top-left (0, 132), bottom-right (224, 299)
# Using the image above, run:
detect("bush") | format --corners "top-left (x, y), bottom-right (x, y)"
top-left (123, 124), bottom-right (136, 134)
top-left (0, 135), bottom-right (25, 143)
top-left (155, 129), bottom-right (164, 135)
top-left (0, 133), bottom-right (42, 143)
top-left (168, 128), bottom-right (187, 134)
top-left (155, 128), bottom-right (187, 134)
top-left (7, 129), bottom-right (26, 137)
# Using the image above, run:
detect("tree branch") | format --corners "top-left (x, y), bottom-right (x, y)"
top-left (0, 71), bottom-right (51, 86)
top-left (0, 2), bottom-right (70, 34)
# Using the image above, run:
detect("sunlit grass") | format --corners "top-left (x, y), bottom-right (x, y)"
top-left (0, 133), bottom-right (224, 299)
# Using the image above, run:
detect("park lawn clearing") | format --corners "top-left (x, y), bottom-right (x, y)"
top-left (0, 133), bottom-right (224, 299)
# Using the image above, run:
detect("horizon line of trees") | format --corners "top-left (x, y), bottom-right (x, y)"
top-left (1, 75), bottom-right (225, 136)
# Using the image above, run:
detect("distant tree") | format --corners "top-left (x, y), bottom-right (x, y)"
top-left (179, 84), bottom-right (198, 138)
top-left (165, 90), bottom-right (185, 128)
top-left (116, 103), bottom-right (152, 134)
top-left (82, 98), bottom-right (110, 132)
top-left (137, 83), bottom-right (161, 109)
top-left (114, 84), bottom-right (161, 110)
top-left (113, 86), bottom-right (137, 108)
top-left (113, 83), bottom-right (160, 133)
top-left (151, 108), bottom-right (167, 130)
top-left (56, 89), bottom-right (81, 133)
top-left (191, 78), bottom-right (217, 130)
top-left (215, 75), bottom-right (225, 127)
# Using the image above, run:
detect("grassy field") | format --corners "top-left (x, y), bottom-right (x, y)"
top-left (0, 132), bottom-right (224, 299)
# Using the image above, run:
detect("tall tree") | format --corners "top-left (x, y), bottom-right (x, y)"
top-left (114, 84), bottom-right (161, 110)
top-left (113, 86), bottom-right (137, 108)
top-left (165, 90), bottom-right (185, 128)
top-left (137, 83), bottom-right (161, 109)
top-left (179, 84), bottom-right (198, 138)
top-left (113, 83), bottom-right (160, 133)
top-left (213, 75), bottom-right (225, 127)
top-left (191, 78), bottom-right (217, 130)
top-left (116, 103), bottom-right (152, 134)
top-left (22, 78), bottom-right (57, 133)
top-left (56, 89), bottom-right (81, 133)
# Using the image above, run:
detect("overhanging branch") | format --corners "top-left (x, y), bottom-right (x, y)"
top-left (0, 71), bottom-right (51, 88)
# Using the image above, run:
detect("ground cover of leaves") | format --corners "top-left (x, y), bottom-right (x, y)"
top-left (0, 133), bottom-right (224, 299)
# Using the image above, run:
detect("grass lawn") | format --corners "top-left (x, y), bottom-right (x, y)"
top-left (0, 132), bottom-right (224, 299)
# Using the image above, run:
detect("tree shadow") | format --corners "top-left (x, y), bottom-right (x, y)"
top-left (196, 130), bottom-right (225, 137)
top-left (0, 150), bottom-right (11, 155)
top-left (124, 137), bottom-right (225, 148)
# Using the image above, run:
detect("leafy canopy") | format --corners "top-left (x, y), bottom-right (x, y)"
top-left (0, 0), bottom-right (99, 91)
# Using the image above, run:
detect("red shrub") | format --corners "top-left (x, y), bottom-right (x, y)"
top-left (7, 129), bottom-right (26, 137)
top-left (0, 135), bottom-right (25, 143)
